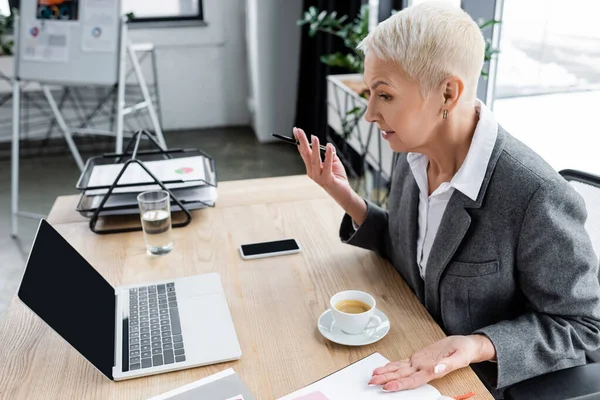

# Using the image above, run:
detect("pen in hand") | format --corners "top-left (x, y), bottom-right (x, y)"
top-left (272, 133), bottom-right (328, 152)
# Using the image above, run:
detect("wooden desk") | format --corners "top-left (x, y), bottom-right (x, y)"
top-left (0, 176), bottom-right (492, 400)
top-left (46, 175), bottom-right (332, 226)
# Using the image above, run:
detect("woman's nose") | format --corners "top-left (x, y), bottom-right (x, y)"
top-left (364, 102), bottom-right (377, 123)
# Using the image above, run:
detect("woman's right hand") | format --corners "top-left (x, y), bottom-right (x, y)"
top-left (293, 127), bottom-right (367, 225)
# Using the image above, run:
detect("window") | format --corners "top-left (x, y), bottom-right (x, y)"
top-left (494, 0), bottom-right (600, 99)
top-left (123, 0), bottom-right (203, 23)
top-left (0, 0), bottom-right (9, 15)
top-left (492, 0), bottom-right (600, 175)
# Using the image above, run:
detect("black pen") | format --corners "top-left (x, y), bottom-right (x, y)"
top-left (272, 133), bottom-right (328, 152)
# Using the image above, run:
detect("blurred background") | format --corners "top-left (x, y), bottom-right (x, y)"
top-left (0, 0), bottom-right (598, 320)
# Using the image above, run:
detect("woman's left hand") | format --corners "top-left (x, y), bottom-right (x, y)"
top-left (369, 335), bottom-right (495, 392)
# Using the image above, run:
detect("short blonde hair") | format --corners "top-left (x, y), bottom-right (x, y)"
top-left (357, 2), bottom-right (485, 101)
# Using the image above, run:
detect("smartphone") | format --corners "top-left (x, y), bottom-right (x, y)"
top-left (239, 239), bottom-right (301, 260)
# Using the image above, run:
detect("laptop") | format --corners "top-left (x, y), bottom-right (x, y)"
top-left (17, 219), bottom-right (242, 381)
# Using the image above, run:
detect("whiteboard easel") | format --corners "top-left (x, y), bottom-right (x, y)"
top-left (11, 0), bottom-right (166, 238)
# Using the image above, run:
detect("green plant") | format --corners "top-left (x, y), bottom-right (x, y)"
top-left (0, 10), bottom-right (15, 56)
top-left (297, 4), bottom-right (369, 73)
top-left (299, 6), bottom-right (501, 143)
top-left (478, 18), bottom-right (501, 78)
top-left (298, 6), bottom-right (501, 78)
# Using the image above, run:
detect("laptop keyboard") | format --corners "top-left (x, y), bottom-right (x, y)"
top-left (126, 283), bottom-right (186, 371)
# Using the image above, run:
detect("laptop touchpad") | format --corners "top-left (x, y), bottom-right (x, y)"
top-left (178, 293), bottom-right (241, 362)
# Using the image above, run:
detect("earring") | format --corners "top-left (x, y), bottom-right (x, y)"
top-left (442, 110), bottom-right (448, 119)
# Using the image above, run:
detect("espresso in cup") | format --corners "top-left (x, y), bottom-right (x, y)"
top-left (330, 290), bottom-right (377, 335)
top-left (335, 299), bottom-right (371, 314)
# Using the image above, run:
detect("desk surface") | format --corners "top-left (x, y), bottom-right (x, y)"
top-left (0, 175), bottom-right (492, 400)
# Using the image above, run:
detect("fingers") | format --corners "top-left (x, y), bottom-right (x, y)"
top-left (369, 368), bottom-right (416, 386)
top-left (382, 370), bottom-right (430, 392)
top-left (292, 128), bottom-right (312, 170)
top-left (372, 360), bottom-right (410, 376)
top-left (370, 338), bottom-right (474, 393)
top-left (432, 354), bottom-right (458, 376)
top-left (322, 143), bottom-right (335, 181)
top-left (407, 340), bottom-right (456, 375)
top-left (294, 127), bottom-right (334, 186)
top-left (408, 352), bottom-right (440, 375)
top-left (310, 135), bottom-right (322, 178)
top-left (369, 360), bottom-right (415, 387)
top-left (372, 354), bottom-right (463, 393)
top-left (294, 127), bottom-right (312, 176)
top-left (426, 343), bottom-right (461, 376)
top-left (295, 127), bottom-right (311, 151)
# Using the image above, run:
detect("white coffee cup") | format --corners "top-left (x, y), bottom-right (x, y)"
top-left (330, 290), bottom-right (377, 335)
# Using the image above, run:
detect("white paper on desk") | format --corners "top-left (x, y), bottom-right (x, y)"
top-left (86, 156), bottom-right (208, 194)
top-left (277, 353), bottom-right (442, 400)
top-left (88, 185), bottom-right (218, 209)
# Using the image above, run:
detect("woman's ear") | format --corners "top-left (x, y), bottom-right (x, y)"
top-left (442, 76), bottom-right (464, 113)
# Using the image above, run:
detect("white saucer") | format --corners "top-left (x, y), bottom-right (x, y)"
top-left (317, 308), bottom-right (390, 346)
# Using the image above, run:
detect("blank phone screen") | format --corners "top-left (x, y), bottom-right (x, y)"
top-left (240, 239), bottom-right (299, 256)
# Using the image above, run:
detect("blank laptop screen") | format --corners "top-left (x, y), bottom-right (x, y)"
top-left (18, 220), bottom-right (116, 380)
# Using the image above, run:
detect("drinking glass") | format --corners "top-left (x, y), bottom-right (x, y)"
top-left (137, 190), bottom-right (173, 255)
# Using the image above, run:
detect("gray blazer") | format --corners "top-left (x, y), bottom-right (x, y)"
top-left (340, 127), bottom-right (600, 397)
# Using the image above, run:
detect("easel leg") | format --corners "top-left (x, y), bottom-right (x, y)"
top-left (116, 17), bottom-right (128, 154)
top-left (11, 79), bottom-right (21, 238)
top-left (127, 43), bottom-right (166, 150)
top-left (43, 85), bottom-right (85, 171)
top-left (151, 48), bottom-right (163, 129)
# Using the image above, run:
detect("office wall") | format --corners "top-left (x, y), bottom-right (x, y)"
top-left (0, 0), bottom-right (250, 142)
top-left (245, 0), bottom-right (303, 142)
top-left (129, 0), bottom-right (251, 130)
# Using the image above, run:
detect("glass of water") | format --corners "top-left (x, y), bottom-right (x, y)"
top-left (137, 190), bottom-right (173, 255)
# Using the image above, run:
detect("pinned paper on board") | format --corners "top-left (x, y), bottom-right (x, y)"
top-left (23, 22), bottom-right (70, 63)
top-left (82, 0), bottom-right (118, 52)
top-left (37, 0), bottom-right (79, 21)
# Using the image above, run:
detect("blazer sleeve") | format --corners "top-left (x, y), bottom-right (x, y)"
top-left (475, 178), bottom-right (600, 389)
top-left (339, 199), bottom-right (393, 262)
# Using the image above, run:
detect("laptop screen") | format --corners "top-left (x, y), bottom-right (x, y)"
top-left (18, 220), bottom-right (116, 380)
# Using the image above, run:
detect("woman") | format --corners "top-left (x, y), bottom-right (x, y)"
top-left (293, 2), bottom-right (600, 398)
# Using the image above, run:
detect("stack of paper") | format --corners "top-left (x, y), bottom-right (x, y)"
top-left (85, 156), bottom-right (209, 195)
top-left (146, 368), bottom-right (254, 400)
top-left (76, 155), bottom-right (217, 217)
top-left (277, 353), bottom-right (443, 400)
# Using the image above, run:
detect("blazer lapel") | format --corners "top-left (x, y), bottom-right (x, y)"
top-left (423, 126), bottom-right (508, 323)
top-left (397, 173), bottom-right (425, 302)
top-left (424, 194), bottom-right (471, 322)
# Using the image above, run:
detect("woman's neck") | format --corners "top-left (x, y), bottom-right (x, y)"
top-left (425, 101), bottom-right (479, 196)
top-left (425, 103), bottom-right (479, 191)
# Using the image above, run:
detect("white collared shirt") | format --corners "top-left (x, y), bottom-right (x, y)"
top-left (408, 99), bottom-right (498, 279)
